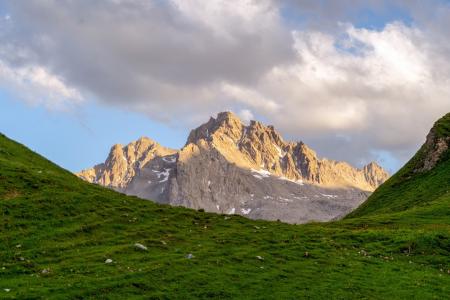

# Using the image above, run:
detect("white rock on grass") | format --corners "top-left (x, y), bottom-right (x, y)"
top-left (105, 259), bottom-right (113, 264)
top-left (4, 289), bottom-right (10, 292)
top-left (186, 253), bottom-right (194, 259)
top-left (134, 243), bottom-right (148, 251)
top-left (256, 256), bottom-right (264, 260)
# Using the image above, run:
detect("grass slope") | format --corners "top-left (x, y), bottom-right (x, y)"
top-left (0, 132), bottom-right (449, 299)
top-left (348, 113), bottom-right (450, 217)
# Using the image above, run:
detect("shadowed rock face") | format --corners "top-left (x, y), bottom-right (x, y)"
top-left (77, 112), bottom-right (389, 223)
top-left (413, 127), bottom-right (450, 173)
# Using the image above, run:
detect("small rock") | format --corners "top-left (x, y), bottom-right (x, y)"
top-left (256, 256), bottom-right (264, 260)
top-left (15, 244), bottom-right (21, 248)
top-left (19, 257), bottom-right (25, 261)
top-left (303, 252), bottom-right (309, 257)
top-left (105, 259), bottom-right (113, 264)
top-left (134, 243), bottom-right (148, 251)
top-left (4, 289), bottom-right (10, 292)
top-left (186, 253), bottom-right (194, 259)
top-left (161, 241), bottom-right (167, 245)
top-left (41, 268), bottom-right (50, 274)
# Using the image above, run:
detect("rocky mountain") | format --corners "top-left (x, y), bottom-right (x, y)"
top-left (78, 111), bottom-right (389, 223)
top-left (78, 137), bottom-right (176, 189)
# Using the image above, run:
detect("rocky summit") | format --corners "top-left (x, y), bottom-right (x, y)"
top-left (77, 112), bottom-right (389, 223)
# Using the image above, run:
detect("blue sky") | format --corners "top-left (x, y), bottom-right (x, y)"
top-left (1, 0), bottom-right (450, 173)
top-left (0, 91), bottom-right (186, 171)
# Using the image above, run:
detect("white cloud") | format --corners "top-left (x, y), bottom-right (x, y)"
top-left (0, 60), bottom-right (83, 110)
top-left (238, 109), bottom-right (254, 124)
top-left (1, 0), bottom-right (450, 168)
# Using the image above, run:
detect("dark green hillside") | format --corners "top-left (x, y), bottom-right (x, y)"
top-left (0, 128), bottom-right (449, 299)
top-left (348, 113), bottom-right (450, 218)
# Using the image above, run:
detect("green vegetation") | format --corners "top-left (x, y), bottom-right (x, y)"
top-left (434, 113), bottom-right (450, 138)
top-left (348, 113), bottom-right (450, 217)
top-left (1, 120), bottom-right (450, 299)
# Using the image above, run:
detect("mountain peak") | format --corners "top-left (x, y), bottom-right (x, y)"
top-left (217, 111), bottom-right (241, 122)
top-left (182, 111), bottom-right (388, 191)
top-left (362, 161), bottom-right (389, 188)
top-left (186, 111), bottom-right (244, 145)
top-left (77, 137), bottom-right (176, 189)
top-left (78, 111), bottom-right (390, 223)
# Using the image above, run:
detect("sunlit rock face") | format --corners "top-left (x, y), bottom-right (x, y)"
top-left (78, 112), bottom-right (389, 223)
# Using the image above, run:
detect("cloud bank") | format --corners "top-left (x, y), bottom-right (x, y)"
top-left (1, 0), bottom-right (450, 170)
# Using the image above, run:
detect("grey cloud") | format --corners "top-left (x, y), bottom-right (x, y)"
top-left (4, 1), bottom-right (293, 86)
top-left (1, 0), bottom-right (450, 171)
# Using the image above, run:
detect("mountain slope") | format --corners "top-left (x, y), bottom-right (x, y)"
top-left (348, 113), bottom-right (450, 218)
top-left (78, 112), bottom-right (389, 223)
top-left (0, 127), bottom-right (449, 298)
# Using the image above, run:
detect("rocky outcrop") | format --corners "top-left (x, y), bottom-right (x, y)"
top-left (414, 128), bottom-right (450, 173)
top-left (77, 112), bottom-right (389, 223)
top-left (77, 137), bottom-right (176, 190)
top-left (183, 111), bottom-right (388, 191)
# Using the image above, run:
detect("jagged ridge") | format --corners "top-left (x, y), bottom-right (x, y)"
top-left (78, 112), bottom-right (389, 223)
top-left (78, 137), bottom-right (176, 190)
top-left (185, 111), bottom-right (388, 191)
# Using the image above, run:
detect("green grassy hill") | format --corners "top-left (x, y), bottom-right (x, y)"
top-left (348, 113), bottom-right (450, 219)
top-left (0, 113), bottom-right (449, 299)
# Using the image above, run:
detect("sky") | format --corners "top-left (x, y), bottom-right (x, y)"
top-left (1, 0), bottom-right (450, 174)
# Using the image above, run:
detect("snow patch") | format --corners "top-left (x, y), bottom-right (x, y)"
top-left (321, 194), bottom-right (338, 199)
top-left (251, 169), bottom-right (271, 178)
top-left (278, 176), bottom-right (304, 185)
top-left (162, 156), bottom-right (176, 163)
top-left (228, 207), bottom-right (236, 215)
top-left (156, 168), bottom-right (171, 182)
top-left (208, 180), bottom-right (211, 187)
top-left (216, 205), bottom-right (220, 210)
top-left (241, 208), bottom-right (252, 215)
top-left (278, 197), bottom-right (293, 203)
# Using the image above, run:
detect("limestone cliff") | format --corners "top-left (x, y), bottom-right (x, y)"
top-left (184, 111), bottom-right (388, 191)
top-left (77, 112), bottom-right (389, 223)
top-left (77, 137), bottom-right (176, 190)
